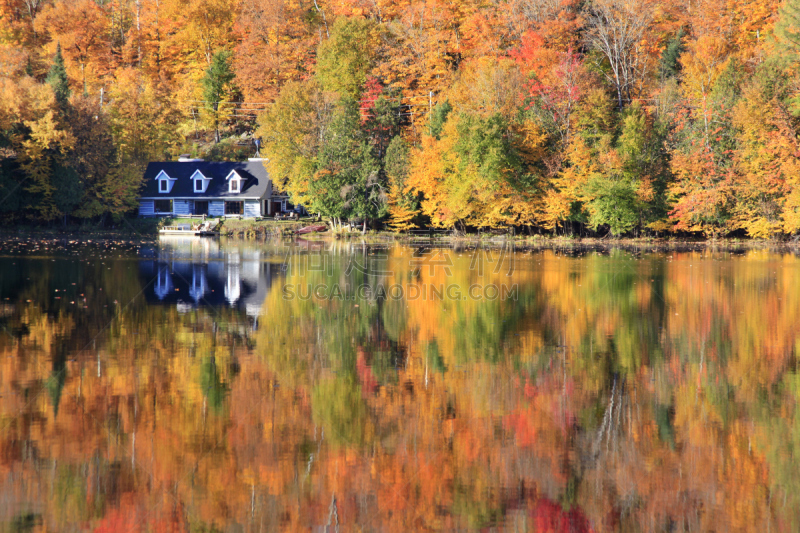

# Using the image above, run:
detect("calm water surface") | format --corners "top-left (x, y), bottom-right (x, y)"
top-left (1, 237), bottom-right (799, 532)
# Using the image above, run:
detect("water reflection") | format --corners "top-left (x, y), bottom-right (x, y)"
top-left (0, 241), bottom-right (799, 531)
top-left (140, 237), bottom-right (283, 326)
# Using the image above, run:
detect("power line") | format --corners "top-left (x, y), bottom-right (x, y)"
top-left (177, 93), bottom-right (437, 106)
top-left (178, 91), bottom-right (439, 127)
top-left (178, 100), bottom-right (273, 105)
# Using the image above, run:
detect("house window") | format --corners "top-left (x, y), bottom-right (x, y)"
top-left (195, 179), bottom-right (203, 192)
top-left (230, 179), bottom-right (239, 193)
top-left (194, 200), bottom-right (208, 215)
top-left (225, 201), bottom-right (243, 215)
top-left (160, 180), bottom-right (169, 192)
top-left (154, 199), bottom-right (173, 213)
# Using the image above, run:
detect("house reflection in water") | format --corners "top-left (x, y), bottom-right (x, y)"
top-left (140, 237), bottom-right (283, 328)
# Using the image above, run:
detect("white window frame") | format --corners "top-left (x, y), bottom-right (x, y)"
top-left (155, 170), bottom-right (175, 194)
top-left (225, 170), bottom-right (245, 194)
top-left (190, 169), bottom-right (209, 194)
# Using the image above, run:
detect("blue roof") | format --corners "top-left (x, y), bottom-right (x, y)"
top-left (140, 161), bottom-right (270, 198)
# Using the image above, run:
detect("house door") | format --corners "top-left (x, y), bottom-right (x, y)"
top-left (194, 200), bottom-right (209, 215)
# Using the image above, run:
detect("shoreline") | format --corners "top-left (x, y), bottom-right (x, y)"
top-left (1, 216), bottom-right (799, 249)
top-left (1, 224), bottom-right (798, 251)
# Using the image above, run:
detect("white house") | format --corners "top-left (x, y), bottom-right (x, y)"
top-left (138, 158), bottom-right (289, 218)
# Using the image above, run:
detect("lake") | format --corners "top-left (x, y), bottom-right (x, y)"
top-left (0, 237), bottom-right (798, 531)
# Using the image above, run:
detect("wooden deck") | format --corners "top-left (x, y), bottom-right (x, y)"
top-left (159, 221), bottom-right (219, 236)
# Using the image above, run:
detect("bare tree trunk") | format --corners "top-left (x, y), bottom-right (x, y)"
top-left (585, 0), bottom-right (653, 109)
top-left (313, 0), bottom-right (330, 39)
top-left (23, 0), bottom-right (41, 38)
top-left (135, 0), bottom-right (142, 67)
top-left (214, 103), bottom-right (220, 143)
top-left (155, 0), bottom-right (161, 72)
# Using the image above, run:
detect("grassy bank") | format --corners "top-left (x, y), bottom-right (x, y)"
top-left (280, 229), bottom-right (799, 250)
top-left (217, 218), bottom-right (305, 237)
top-left (157, 217), bottom-right (308, 237)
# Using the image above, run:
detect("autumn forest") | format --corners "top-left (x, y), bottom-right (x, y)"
top-left (2, 0), bottom-right (800, 235)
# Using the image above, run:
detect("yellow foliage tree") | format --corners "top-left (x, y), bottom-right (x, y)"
top-left (730, 84), bottom-right (798, 238)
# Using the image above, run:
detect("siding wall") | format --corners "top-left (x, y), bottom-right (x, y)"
top-left (209, 200), bottom-right (225, 217)
top-left (139, 198), bottom-right (262, 217)
top-left (173, 200), bottom-right (191, 216)
top-left (139, 200), bottom-right (155, 216)
top-left (244, 200), bottom-right (260, 218)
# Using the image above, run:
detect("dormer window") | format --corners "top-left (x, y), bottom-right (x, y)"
top-left (190, 169), bottom-right (210, 194)
top-left (225, 170), bottom-right (245, 193)
top-left (155, 170), bottom-right (176, 194)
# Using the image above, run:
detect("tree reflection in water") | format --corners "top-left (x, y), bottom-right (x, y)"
top-left (0, 239), bottom-right (797, 531)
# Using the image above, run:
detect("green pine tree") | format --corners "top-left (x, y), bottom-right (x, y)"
top-left (46, 43), bottom-right (70, 108)
top-left (202, 50), bottom-right (237, 143)
top-left (429, 101), bottom-right (452, 139)
top-left (658, 29), bottom-right (685, 80)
